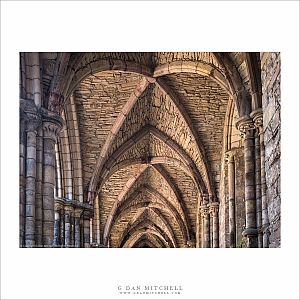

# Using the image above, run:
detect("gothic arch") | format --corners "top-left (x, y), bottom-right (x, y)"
top-left (95, 125), bottom-right (207, 198)
top-left (103, 184), bottom-right (189, 246)
top-left (118, 216), bottom-right (176, 248)
top-left (123, 229), bottom-right (170, 248)
top-left (19, 52), bottom-right (280, 249)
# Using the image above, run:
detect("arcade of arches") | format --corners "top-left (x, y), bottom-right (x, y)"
top-left (19, 52), bottom-right (281, 248)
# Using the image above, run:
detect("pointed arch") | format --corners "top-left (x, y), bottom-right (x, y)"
top-left (102, 163), bottom-right (190, 236)
top-left (117, 207), bottom-right (177, 248)
top-left (153, 60), bottom-right (230, 93)
top-left (64, 57), bottom-right (153, 100)
top-left (123, 229), bottom-right (169, 248)
top-left (103, 184), bottom-right (189, 246)
top-left (151, 164), bottom-right (192, 237)
top-left (133, 238), bottom-right (158, 248)
top-left (118, 218), bottom-right (175, 248)
top-left (97, 125), bottom-right (207, 195)
top-left (102, 158), bottom-right (195, 189)
top-left (132, 234), bottom-right (165, 248)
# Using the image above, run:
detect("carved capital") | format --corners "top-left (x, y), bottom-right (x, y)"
top-left (83, 209), bottom-right (93, 220)
top-left (224, 149), bottom-right (236, 164)
top-left (236, 116), bottom-right (255, 138)
top-left (250, 108), bottom-right (263, 133)
top-left (74, 208), bottom-right (83, 218)
top-left (54, 201), bottom-right (63, 211)
top-left (41, 108), bottom-right (64, 141)
top-left (64, 205), bottom-right (74, 215)
top-left (209, 202), bottom-right (219, 216)
top-left (200, 205), bottom-right (209, 218)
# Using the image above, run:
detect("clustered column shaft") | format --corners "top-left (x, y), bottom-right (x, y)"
top-left (25, 111), bottom-right (41, 247)
top-left (225, 151), bottom-right (236, 248)
top-left (200, 197), bottom-right (210, 248)
top-left (42, 110), bottom-right (63, 247)
top-left (35, 127), bottom-right (43, 246)
top-left (52, 198), bottom-right (93, 248)
top-left (254, 124), bottom-right (263, 247)
top-left (60, 207), bottom-right (65, 246)
top-left (237, 116), bottom-right (258, 248)
top-left (83, 211), bottom-right (91, 248)
top-left (19, 117), bottom-right (26, 247)
top-left (74, 209), bottom-right (83, 248)
top-left (209, 203), bottom-right (219, 248)
top-left (20, 97), bottom-right (94, 248)
top-left (53, 206), bottom-right (61, 246)
top-left (64, 206), bottom-right (73, 247)
top-left (251, 109), bottom-right (270, 247)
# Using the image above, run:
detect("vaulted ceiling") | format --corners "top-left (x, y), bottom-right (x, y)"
top-left (45, 52), bottom-right (251, 247)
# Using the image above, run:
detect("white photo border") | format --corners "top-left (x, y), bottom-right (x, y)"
top-left (1, 1), bottom-right (299, 299)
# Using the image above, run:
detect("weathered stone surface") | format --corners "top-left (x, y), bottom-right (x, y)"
top-left (75, 71), bottom-right (143, 190)
top-left (261, 52), bottom-right (281, 248)
top-left (19, 52), bottom-right (281, 248)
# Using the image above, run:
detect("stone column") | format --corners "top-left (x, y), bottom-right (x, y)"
top-left (53, 202), bottom-right (62, 246)
top-left (35, 127), bottom-right (43, 247)
top-left (237, 116), bottom-right (258, 248)
top-left (251, 111), bottom-right (263, 248)
top-left (252, 109), bottom-right (270, 247)
top-left (209, 203), bottom-right (219, 248)
top-left (60, 206), bottom-right (65, 247)
top-left (19, 115), bottom-right (27, 247)
top-left (70, 213), bottom-right (75, 247)
top-left (41, 109), bottom-right (63, 247)
top-left (64, 206), bottom-right (73, 247)
top-left (225, 151), bottom-right (236, 248)
top-left (74, 209), bottom-right (83, 248)
top-left (80, 218), bottom-right (84, 248)
top-left (83, 211), bottom-right (92, 248)
top-left (92, 214), bottom-right (98, 244)
top-left (24, 108), bottom-right (41, 247)
top-left (196, 193), bottom-right (203, 248)
top-left (200, 204), bottom-right (210, 248)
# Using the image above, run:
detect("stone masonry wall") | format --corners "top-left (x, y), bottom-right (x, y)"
top-left (261, 52), bottom-right (281, 248)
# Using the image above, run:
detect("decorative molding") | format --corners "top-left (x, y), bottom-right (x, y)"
top-left (250, 108), bottom-right (263, 132)
top-left (200, 205), bottom-right (209, 218)
top-left (208, 202), bottom-right (219, 216)
top-left (236, 115), bottom-right (256, 138)
top-left (40, 108), bottom-right (64, 141)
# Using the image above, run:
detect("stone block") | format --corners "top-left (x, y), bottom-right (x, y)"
top-left (25, 205), bottom-right (35, 217)
top-left (26, 159), bottom-right (36, 178)
top-left (43, 210), bottom-right (54, 222)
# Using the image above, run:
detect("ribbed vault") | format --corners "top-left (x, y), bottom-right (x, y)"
top-left (49, 52), bottom-right (251, 248)
top-left (19, 51), bottom-right (280, 249)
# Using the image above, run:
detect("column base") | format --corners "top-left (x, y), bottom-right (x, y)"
top-left (242, 228), bottom-right (258, 248)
